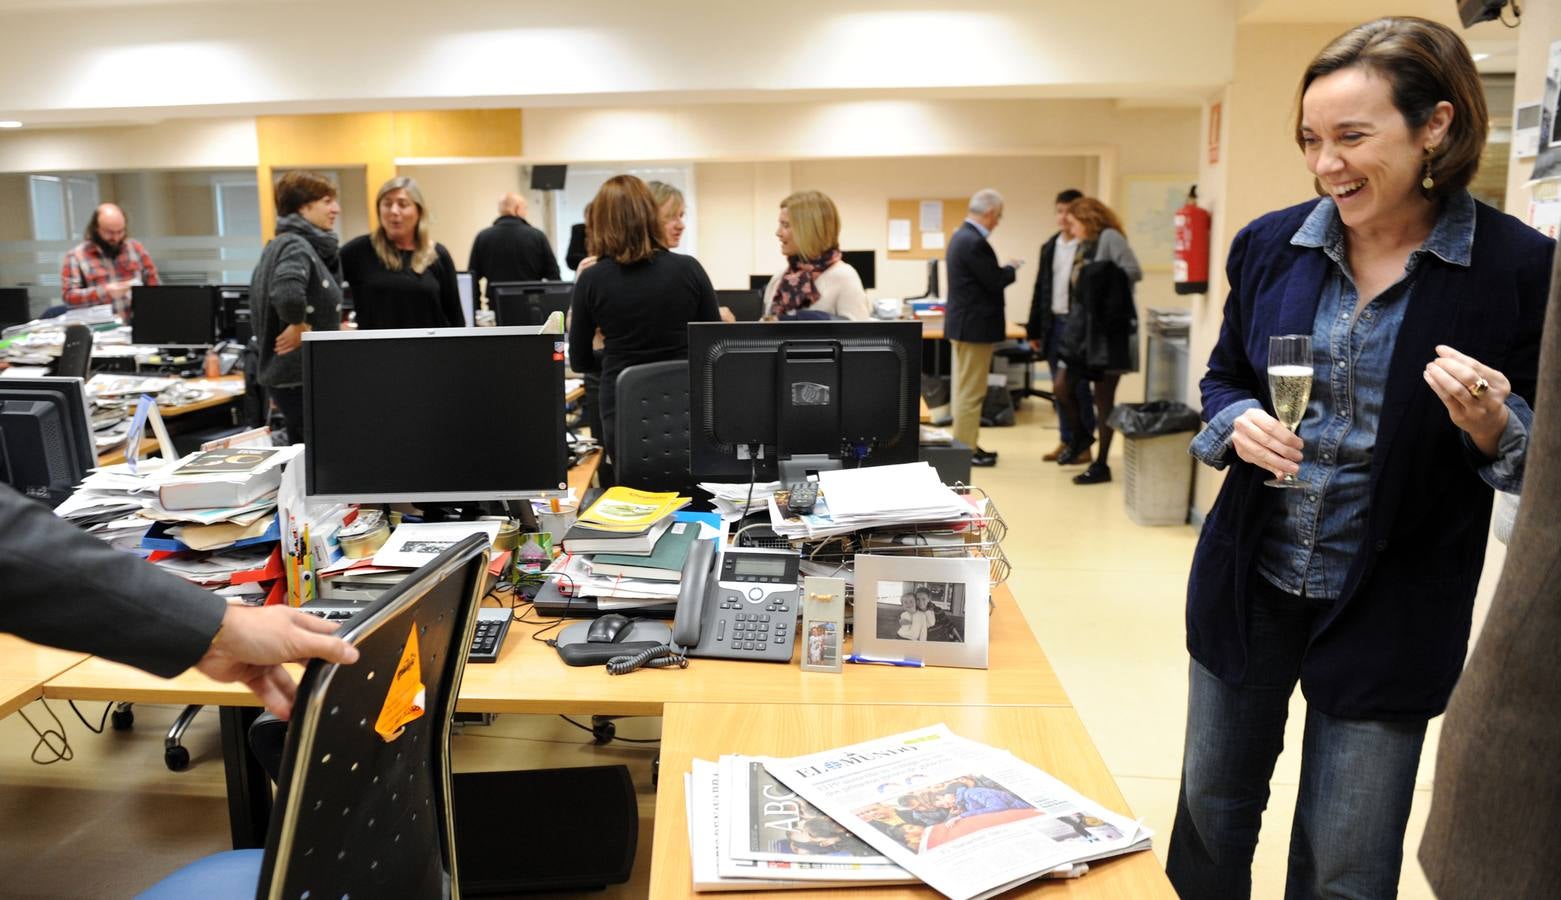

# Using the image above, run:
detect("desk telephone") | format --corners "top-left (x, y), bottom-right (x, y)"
top-left (672, 542), bottom-right (801, 662)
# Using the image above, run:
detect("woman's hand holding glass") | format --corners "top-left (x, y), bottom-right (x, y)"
top-left (1423, 344), bottom-right (1511, 459)
top-left (1232, 407), bottom-right (1305, 480)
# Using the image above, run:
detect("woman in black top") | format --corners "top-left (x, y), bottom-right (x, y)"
top-left (568, 175), bottom-right (720, 461)
top-left (250, 170), bottom-right (344, 441)
top-left (341, 177), bottom-right (462, 329)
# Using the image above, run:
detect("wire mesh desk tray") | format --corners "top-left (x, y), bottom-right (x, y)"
top-left (734, 484), bottom-right (1010, 593)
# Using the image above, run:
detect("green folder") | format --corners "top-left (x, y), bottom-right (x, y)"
top-left (588, 521), bottom-right (700, 581)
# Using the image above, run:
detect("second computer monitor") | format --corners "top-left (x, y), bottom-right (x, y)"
top-left (490, 281), bottom-right (574, 328)
top-left (715, 289), bottom-right (764, 322)
top-left (688, 320), bottom-right (921, 482)
top-left (0, 287), bottom-right (31, 329)
top-left (0, 375), bottom-right (96, 507)
top-left (131, 285), bottom-right (218, 347)
top-left (301, 327), bottom-right (569, 503)
top-left (839, 250), bottom-right (876, 290)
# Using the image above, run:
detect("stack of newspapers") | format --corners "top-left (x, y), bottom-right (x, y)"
top-left (767, 463), bottom-right (973, 541)
top-left (686, 724), bottom-right (1152, 898)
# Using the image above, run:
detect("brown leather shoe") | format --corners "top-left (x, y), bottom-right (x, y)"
top-left (1041, 442), bottom-right (1068, 462)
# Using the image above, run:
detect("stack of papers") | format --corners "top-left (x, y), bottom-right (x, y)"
top-left (687, 724), bottom-right (1152, 898)
top-left (768, 463), bottom-right (970, 540)
top-left (699, 481), bottom-right (783, 519)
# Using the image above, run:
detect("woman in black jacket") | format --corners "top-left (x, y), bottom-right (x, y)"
top-left (250, 170), bottom-right (343, 442)
top-left (341, 176), bottom-right (462, 330)
top-left (567, 175), bottom-right (719, 462)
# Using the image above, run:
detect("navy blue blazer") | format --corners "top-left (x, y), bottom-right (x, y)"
top-left (944, 221), bottom-right (1016, 343)
top-left (1191, 197), bottom-right (1553, 720)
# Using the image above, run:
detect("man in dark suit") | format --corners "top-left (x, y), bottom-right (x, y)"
top-left (467, 193), bottom-right (561, 302)
top-left (944, 189), bottom-right (1022, 467)
top-left (0, 482), bottom-right (358, 719)
top-left (1025, 188), bottom-right (1094, 463)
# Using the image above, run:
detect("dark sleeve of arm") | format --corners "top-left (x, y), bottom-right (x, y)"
top-left (435, 245), bottom-right (463, 326)
top-left (687, 257), bottom-right (720, 321)
top-left (467, 235), bottom-right (485, 294)
top-left (1200, 226), bottom-right (1262, 421)
top-left (539, 233), bottom-right (561, 281)
top-left (268, 238), bottom-right (312, 326)
top-left (1506, 236), bottom-right (1556, 408)
top-left (567, 273), bottom-right (599, 373)
top-left (1025, 244), bottom-right (1048, 339)
top-left (0, 484), bottom-right (225, 678)
top-left (971, 240), bottom-right (1015, 296)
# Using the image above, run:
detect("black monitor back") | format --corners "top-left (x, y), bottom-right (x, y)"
top-left (301, 328), bottom-right (569, 503)
top-left (0, 376), bottom-right (95, 507)
top-left (216, 284), bottom-right (252, 343)
top-left (131, 285), bottom-right (217, 346)
top-left (715, 289), bottom-right (764, 322)
top-left (530, 165), bottom-right (567, 191)
top-left (491, 281), bottom-right (573, 327)
top-left (0, 287), bottom-right (30, 329)
top-left (840, 250), bottom-right (876, 290)
top-left (688, 321), bottom-right (921, 481)
top-left (748, 274), bottom-right (770, 291)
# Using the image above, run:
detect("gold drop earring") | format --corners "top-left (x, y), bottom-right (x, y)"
top-left (1422, 145), bottom-right (1437, 191)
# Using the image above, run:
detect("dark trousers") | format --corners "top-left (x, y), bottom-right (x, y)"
top-left (268, 385), bottom-right (305, 445)
top-left (1045, 316), bottom-right (1094, 444)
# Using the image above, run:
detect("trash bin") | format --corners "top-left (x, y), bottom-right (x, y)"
top-left (1106, 401), bottom-right (1201, 526)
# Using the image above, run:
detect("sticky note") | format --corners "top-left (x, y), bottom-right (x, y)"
top-left (374, 626), bottom-right (426, 742)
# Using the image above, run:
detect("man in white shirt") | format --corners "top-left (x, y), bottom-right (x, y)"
top-left (1025, 189), bottom-right (1095, 465)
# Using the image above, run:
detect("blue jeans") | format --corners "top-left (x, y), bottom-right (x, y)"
top-left (1166, 576), bottom-right (1427, 899)
top-left (1044, 317), bottom-right (1093, 444)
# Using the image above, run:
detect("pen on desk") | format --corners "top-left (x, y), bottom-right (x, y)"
top-left (845, 654), bottom-right (923, 667)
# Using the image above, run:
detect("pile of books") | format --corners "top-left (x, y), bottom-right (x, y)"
top-left (686, 725), bottom-right (1152, 898)
top-left (542, 487), bottom-right (714, 612)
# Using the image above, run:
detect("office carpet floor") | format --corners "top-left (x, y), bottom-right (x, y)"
top-left (0, 394), bottom-right (1505, 898)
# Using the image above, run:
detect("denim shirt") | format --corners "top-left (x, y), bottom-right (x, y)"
top-left (1190, 192), bottom-right (1532, 599)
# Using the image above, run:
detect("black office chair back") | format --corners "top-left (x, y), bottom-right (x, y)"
top-left (256, 535), bottom-right (490, 900)
top-left (614, 359), bottom-right (693, 495)
top-left (715, 289), bottom-right (764, 322)
top-left (56, 324), bottom-right (92, 380)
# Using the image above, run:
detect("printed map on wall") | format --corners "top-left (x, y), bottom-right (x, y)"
top-left (1123, 175), bottom-right (1194, 272)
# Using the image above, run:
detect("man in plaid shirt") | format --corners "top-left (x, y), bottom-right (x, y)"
top-left (59, 203), bottom-right (160, 311)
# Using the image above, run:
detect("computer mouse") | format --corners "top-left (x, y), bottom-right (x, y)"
top-left (586, 613), bottom-right (633, 643)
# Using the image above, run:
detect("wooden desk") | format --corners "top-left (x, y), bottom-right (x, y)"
top-left (919, 321), bottom-right (1027, 342)
top-left (44, 585), bottom-right (1068, 716)
top-left (650, 703), bottom-right (1173, 899)
top-left (568, 448), bottom-right (602, 498)
top-left (95, 375), bottom-right (248, 466)
top-left (0, 636), bottom-right (90, 719)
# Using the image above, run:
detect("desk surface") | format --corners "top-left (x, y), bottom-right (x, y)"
top-left (650, 702), bottom-right (1173, 899)
top-left (919, 321), bottom-right (1027, 342)
top-left (0, 636), bottom-right (90, 719)
top-left (43, 584), bottom-right (1067, 715)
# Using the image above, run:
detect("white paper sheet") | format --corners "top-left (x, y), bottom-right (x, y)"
top-left (888, 219), bottom-right (913, 251)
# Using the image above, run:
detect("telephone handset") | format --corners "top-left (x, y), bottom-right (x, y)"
top-left (671, 542), bottom-right (801, 662)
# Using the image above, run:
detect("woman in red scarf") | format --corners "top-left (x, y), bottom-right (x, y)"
top-left (763, 190), bottom-right (869, 320)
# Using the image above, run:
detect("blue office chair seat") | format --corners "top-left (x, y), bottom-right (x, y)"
top-left (136, 849), bottom-right (262, 899)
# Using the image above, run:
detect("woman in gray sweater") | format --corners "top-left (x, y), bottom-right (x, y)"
top-left (1055, 197), bottom-right (1142, 485)
top-left (250, 171), bottom-right (344, 443)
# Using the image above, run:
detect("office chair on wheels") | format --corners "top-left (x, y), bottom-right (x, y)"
top-left (613, 359), bottom-right (694, 497)
top-left (137, 535), bottom-right (491, 899)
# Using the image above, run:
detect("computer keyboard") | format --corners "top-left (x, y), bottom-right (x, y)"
top-left (469, 607), bottom-right (513, 664)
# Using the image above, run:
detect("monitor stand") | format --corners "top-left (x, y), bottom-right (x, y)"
top-left (779, 453), bottom-right (838, 485)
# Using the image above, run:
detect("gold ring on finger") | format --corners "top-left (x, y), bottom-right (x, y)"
top-left (1468, 376), bottom-right (1490, 398)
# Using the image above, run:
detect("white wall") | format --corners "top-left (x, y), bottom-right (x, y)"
top-left (394, 163), bottom-right (526, 270)
top-left (0, 118), bottom-right (258, 173)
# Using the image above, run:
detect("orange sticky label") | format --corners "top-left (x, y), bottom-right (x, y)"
top-left (374, 626), bottom-right (426, 742)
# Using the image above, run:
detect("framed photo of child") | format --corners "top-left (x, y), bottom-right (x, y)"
top-left (852, 554), bottom-right (990, 669)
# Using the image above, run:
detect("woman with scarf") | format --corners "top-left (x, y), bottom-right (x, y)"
top-left (764, 190), bottom-right (869, 320)
top-left (250, 170), bottom-right (344, 443)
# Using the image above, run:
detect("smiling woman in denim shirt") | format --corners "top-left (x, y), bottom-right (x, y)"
top-left (1168, 17), bottom-right (1553, 900)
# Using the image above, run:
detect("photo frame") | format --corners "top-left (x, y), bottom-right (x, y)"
top-left (851, 555), bottom-right (989, 669)
top-left (800, 575), bottom-right (846, 673)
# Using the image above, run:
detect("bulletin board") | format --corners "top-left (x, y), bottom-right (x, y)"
top-left (886, 198), bottom-right (968, 260)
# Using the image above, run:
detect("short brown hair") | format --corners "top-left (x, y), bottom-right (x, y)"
top-left (780, 190), bottom-right (841, 260)
top-left (586, 175), bottom-right (664, 265)
top-left (1065, 198), bottom-right (1124, 241)
top-left (274, 170), bottom-right (337, 217)
top-left (1296, 16), bottom-right (1487, 199)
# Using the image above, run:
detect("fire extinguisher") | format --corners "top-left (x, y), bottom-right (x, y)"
top-left (1174, 185), bottom-right (1211, 295)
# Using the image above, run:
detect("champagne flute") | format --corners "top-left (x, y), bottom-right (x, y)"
top-left (1264, 334), bottom-right (1313, 489)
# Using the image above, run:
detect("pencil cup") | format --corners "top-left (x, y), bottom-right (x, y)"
top-left (538, 503), bottom-right (578, 547)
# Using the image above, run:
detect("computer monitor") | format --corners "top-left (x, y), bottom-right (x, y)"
top-left (840, 250), bottom-right (876, 290)
top-left (131, 285), bottom-right (218, 347)
top-left (749, 274), bottom-right (770, 291)
top-left (216, 284), bottom-right (252, 343)
top-left (908, 259), bottom-right (940, 300)
top-left (688, 321), bottom-right (922, 483)
top-left (0, 375), bottom-right (95, 507)
top-left (301, 327), bottom-right (569, 503)
top-left (0, 287), bottom-right (31, 329)
top-left (715, 289), bottom-right (764, 322)
top-left (490, 280), bottom-right (574, 327)
top-left (456, 272), bottom-right (475, 327)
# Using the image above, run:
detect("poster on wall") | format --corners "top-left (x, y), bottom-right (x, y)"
top-left (1123, 176), bottom-right (1195, 272)
top-left (1531, 38), bottom-right (1561, 183)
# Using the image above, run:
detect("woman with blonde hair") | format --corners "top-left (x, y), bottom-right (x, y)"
top-left (1053, 196), bottom-right (1142, 484)
top-left (340, 176), bottom-right (462, 329)
top-left (646, 180), bottom-right (687, 250)
top-left (765, 190), bottom-right (869, 320)
top-left (567, 175), bottom-right (720, 460)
